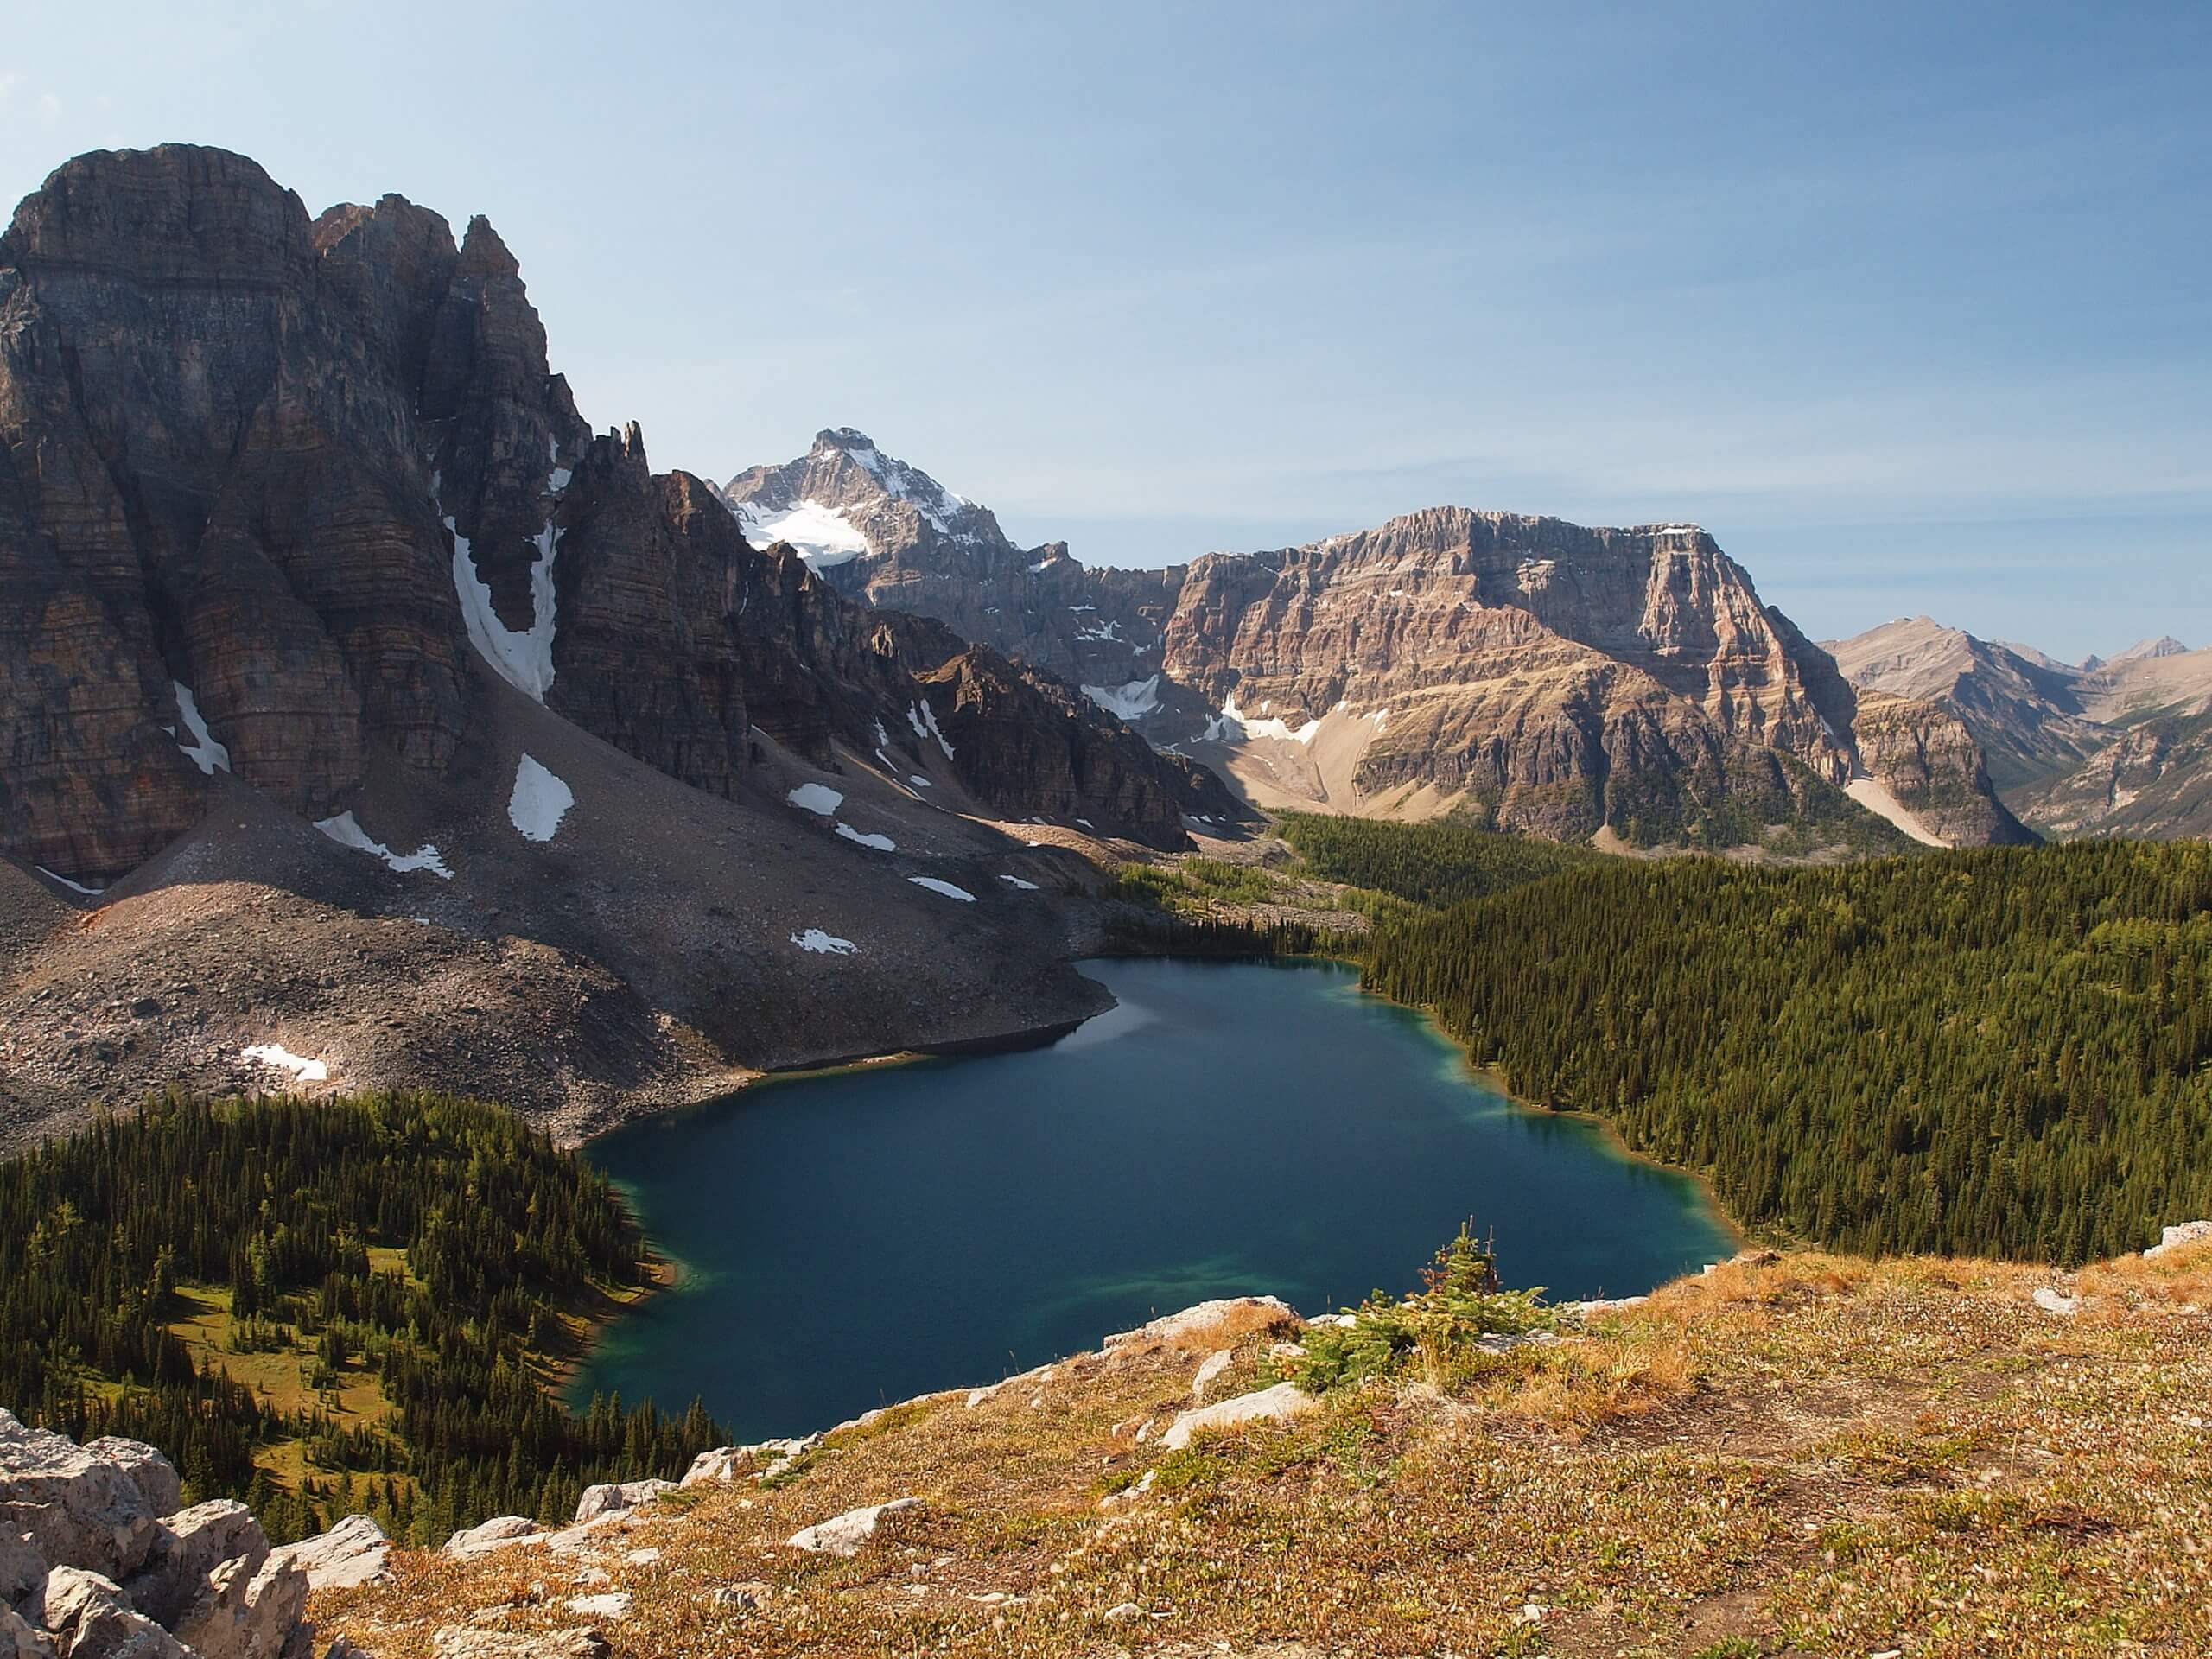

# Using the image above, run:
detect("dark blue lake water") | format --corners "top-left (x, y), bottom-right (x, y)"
top-left (572, 957), bottom-right (1734, 1440)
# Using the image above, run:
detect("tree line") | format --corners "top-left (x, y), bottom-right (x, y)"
top-left (1358, 838), bottom-right (2212, 1263)
top-left (0, 1091), bottom-right (725, 1543)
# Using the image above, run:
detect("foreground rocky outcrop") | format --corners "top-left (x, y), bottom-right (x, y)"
top-left (307, 1228), bottom-right (2212, 1656)
top-left (0, 1410), bottom-right (316, 1658)
top-left (727, 435), bottom-right (1979, 849)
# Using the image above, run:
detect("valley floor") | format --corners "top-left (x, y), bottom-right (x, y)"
top-left (315, 1237), bottom-right (2212, 1658)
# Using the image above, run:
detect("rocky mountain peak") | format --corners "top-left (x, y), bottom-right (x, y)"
top-left (2113, 633), bottom-right (2189, 664)
top-left (720, 431), bottom-right (1014, 572)
top-left (456, 213), bottom-right (521, 278)
top-left (3, 143), bottom-right (315, 282)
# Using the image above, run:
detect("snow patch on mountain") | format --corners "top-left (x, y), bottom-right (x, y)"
top-left (171, 682), bottom-right (232, 775)
top-left (836, 823), bottom-right (896, 851)
top-left (735, 499), bottom-right (873, 569)
top-left (791, 929), bottom-right (858, 956)
top-left (910, 700), bottom-right (955, 760)
top-left (448, 515), bottom-right (560, 700)
top-left (242, 1043), bottom-right (329, 1084)
top-left (787, 783), bottom-right (844, 817)
top-left (1204, 694), bottom-right (1323, 745)
top-left (315, 811), bottom-right (454, 879)
top-left (908, 876), bottom-right (976, 902)
top-left (1083, 677), bottom-right (1161, 722)
top-left (508, 754), bottom-right (575, 842)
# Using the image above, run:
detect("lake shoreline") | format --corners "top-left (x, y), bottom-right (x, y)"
top-left (541, 1198), bottom-right (684, 1405)
top-left (566, 957), bottom-right (1741, 1438)
top-left (1278, 956), bottom-right (1751, 1251)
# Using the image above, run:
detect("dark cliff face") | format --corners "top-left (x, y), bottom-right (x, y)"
top-left (0, 149), bottom-right (534, 876)
top-left (549, 431), bottom-right (751, 797)
top-left (0, 146), bottom-right (1211, 879)
top-left (868, 613), bottom-right (1243, 843)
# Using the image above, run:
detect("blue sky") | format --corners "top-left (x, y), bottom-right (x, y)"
top-left (3, 1), bottom-right (2205, 658)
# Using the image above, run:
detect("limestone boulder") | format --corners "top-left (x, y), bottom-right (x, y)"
top-left (570, 1481), bottom-right (676, 1526)
top-left (1190, 1350), bottom-right (1236, 1400)
top-left (1157, 1382), bottom-right (1320, 1452)
top-left (677, 1439), bottom-right (817, 1489)
top-left (118, 1502), bottom-right (265, 1629)
top-left (2145, 1221), bottom-right (2212, 1259)
top-left (266, 1516), bottom-right (386, 1592)
top-left (1103, 1297), bottom-right (1299, 1356)
top-left (439, 1517), bottom-right (541, 1560)
top-left (0, 1529), bottom-right (45, 1618)
top-left (41, 1566), bottom-right (190, 1659)
top-left (0, 1414), bottom-right (172, 1584)
top-left (169, 1551), bottom-right (308, 1659)
top-left (0, 1608), bottom-right (57, 1659)
top-left (785, 1498), bottom-right (922, 1559)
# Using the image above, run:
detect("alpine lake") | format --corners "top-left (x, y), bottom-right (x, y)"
top-left (571, 957), bottom-right (1736, 1440)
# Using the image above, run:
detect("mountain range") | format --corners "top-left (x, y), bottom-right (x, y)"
top-left (1825, 616), bottom-right (2212, 838)
top-left (1, 143), bottom-right (2203, 1147)
top-left (0, 144), bottom-right (1234, 1147)
top-left (726, 432), bottom-right (2045, 851)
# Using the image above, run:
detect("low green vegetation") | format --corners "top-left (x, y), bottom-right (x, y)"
top-left (1287, 1224), bottom-right (1554, 1393)
top-left (1104, 857), bottom-right (1357, 957)
top-left (1363, 839), bottom-right (2212, 1262)
top-left (1276, 811), bottom-right (1603, 907)
top-left (1111, 856), bottom-right (1282, 914)
top-left (0, 1091), bottom-right (725, 1542)
top-left (1597, 751), bottom-right (1910, 855)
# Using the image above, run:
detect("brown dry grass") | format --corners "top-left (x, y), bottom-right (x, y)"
top-left (318, 1242), bottom-right (2212, 1658)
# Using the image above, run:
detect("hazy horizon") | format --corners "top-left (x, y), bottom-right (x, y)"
top-left (4, 0), bottom-right (2204, 660)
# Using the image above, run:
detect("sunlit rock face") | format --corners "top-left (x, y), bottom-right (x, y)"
top-left (734, 440), bottom-right (1883, 840)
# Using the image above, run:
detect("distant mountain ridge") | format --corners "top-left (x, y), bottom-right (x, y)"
top-left (1826, 615), bottom-right (2212, 838)
top-left (725, 435), bottom-right (2039, 852)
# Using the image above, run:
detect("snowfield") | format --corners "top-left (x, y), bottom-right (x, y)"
top-left (1081, 675), bottom-right (1160, 721)
top-left (790, 929), bottom-right (859, 956)
top-left (736, 499), bottom-right (872, 568)
top-left (448, 515), bottom-right (560, 701)
top-left (1203, 693), bottom-right (1324, 745)
top-left (907, 876), bottom-right (976, 902)
top-left (787, 783), bottom-right (844, 817)
top-left (998, 874), bottom-right (1040, 891)
top-left (241, 1043), bottom-right (328, 1083)
top-left (508, 755), bottom-right (575, 842)
top-left (836, 824), bottom-right (896, 851)
top-left (314, 811), bottom-right (454, 880)
top-left (909, 700), bottom-right (956, 760)
top-left (172, 682), bottom-right (232, 775)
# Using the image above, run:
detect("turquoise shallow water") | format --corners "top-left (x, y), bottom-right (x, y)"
top-left (571, 957), bottom-right (1736, 1440)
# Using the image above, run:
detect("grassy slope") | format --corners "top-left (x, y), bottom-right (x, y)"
top-left (159, 1254), bottom-right (666, 1500)
top-left (321, 1238), bottom-right (2212, 1658)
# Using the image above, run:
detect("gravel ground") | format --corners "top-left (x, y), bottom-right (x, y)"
top-left (0, 684), bottom-right (1121, 1151)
